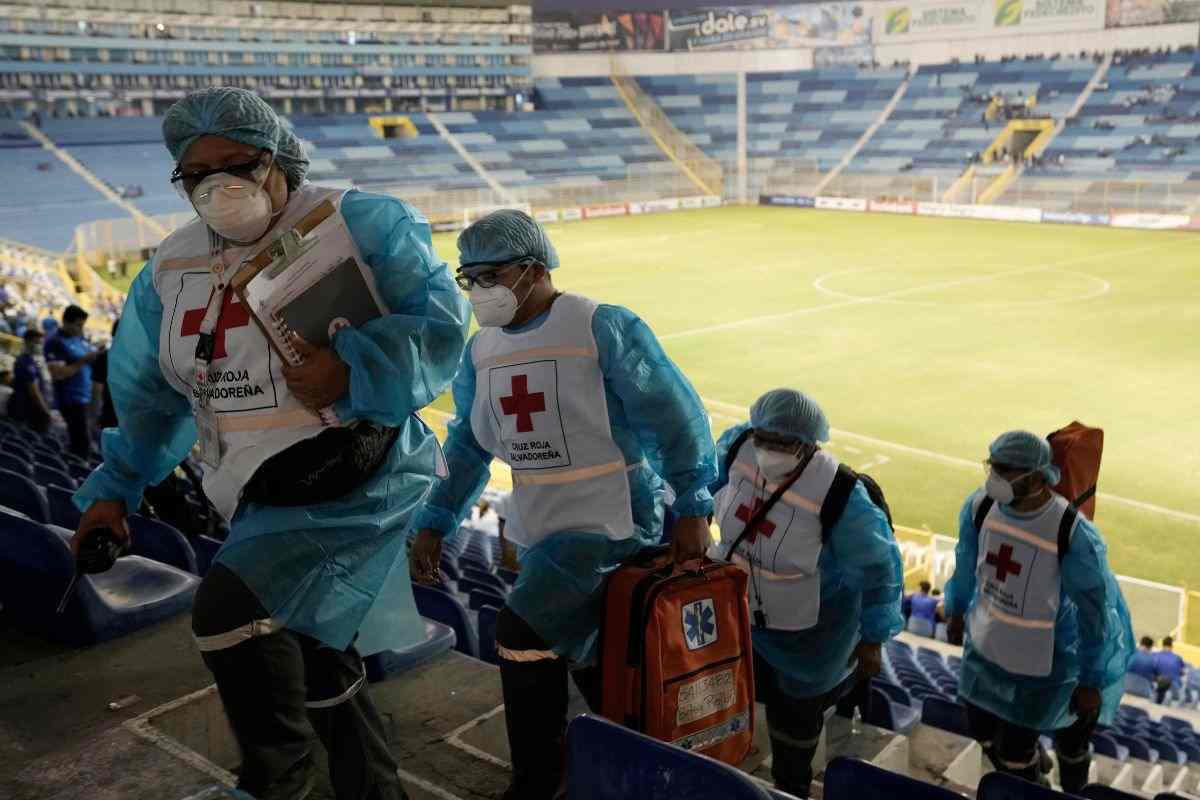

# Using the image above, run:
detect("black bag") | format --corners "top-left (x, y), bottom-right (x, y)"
top-left (972, 495), bottom-right (1077, 562)
top-left (242, 421), bottom-right (398, 507)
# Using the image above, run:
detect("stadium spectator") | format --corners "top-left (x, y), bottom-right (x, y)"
top-left (45, 304), bottom-right (101, 457)
top-left (1128, 636), bottom-right (1158, 685)
top-left (409, 209), bottom-right (716, 800)
top-left (7, 329), bottom-right (50, 432)
top-left (945, 431), bottom-right (1134, 794)
top-left (90, 319), bottom-right (119, 431)
top-left (70, 86), bottom-right (470, 800)
top-left (910, 581), bottom-right (939, 626)
top-left (709, 388), bottom-right (902, 798)
top-left (1154, 636), bottom-right (1185, 704)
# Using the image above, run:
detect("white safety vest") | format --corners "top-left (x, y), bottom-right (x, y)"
top-left (468, 293), bottom-right (634, 548)
top-left (154, 185), bottom-right (349, 520)
top-left (711, 442), bottom-right (839, 631)
top-left (968, 493), bottom-right (1075, 678)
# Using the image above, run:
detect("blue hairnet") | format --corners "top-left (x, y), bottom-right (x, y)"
top-left (162, 87), bottom-right (309, 190)
top-left (988, 430), bottom-right (1061, 484)
top-left (750, 388), bottom-right (830, 444)
top-left (458, 209), bottom-right (559, 271)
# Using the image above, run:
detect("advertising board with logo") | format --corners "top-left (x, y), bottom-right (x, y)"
top-left (534, 10), bottom-right (666, 52)
top-left (876, 0), bottom-right (1103, 40)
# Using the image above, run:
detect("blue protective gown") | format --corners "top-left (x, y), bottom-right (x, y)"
top-left (74, 189), bottom-right (470, 655)
top-left (943, 490), bottom-right (1135, 731)
top-left (711, 423), bottom-right (904, 700)
top-left (413, 301), bottom-right (717, 665)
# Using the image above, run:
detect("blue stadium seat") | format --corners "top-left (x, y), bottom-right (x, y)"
top-left (906, 616), bottom-right (935, 637)
top-left (921, 697), bottom-right (972, 737)
top-left (0, 466), bottom-right (49, 522)
top-left (67, 461), bottom-right (93, 483)
top-left (127, 515), bottom-right (197, 574)
top-left (477, 604), bottom-right (500, 665)
top-left (439, 557), bottom-right (461, 583)
top-left (825, 756), bottom-right (964, 800)
top-left (864, 687), bottom-right (920, 734)
top-left (1110, 733), bottom-right (1157, 762)
top-left (458, 555), bottom-right (492, 575)
top-left (363, 620), bottom-right (456, 683)
top-left (46, 483), bottom-right (81, 530)
top-left (565, 714), bottom-right (769, 799)
top-left (872, 679), bottom-right (913, 707)
top-left (1080, 785), bottom-right (1141, 800)
top-left (1091, 733), bottom-right (1127, 761)
top-left (459, 576), bottom-right (506, 599)
top-left (0, 452), bottom-right (32, 476)
top-left (1161, 716), bottom-right (1194, 734)
top-left (978, 770), bottom-right (1073, 800)
top-left (461, 567), bottom-right (508, 594)
top-left (192, 535), bottom-right (222, 577)
top-left (1149, 738), bottom-right (1184, 764)
top-left (0, 511), bottom-right (198, 645)
top-left (34, 463), bottom-right (75, 490)
top-left (412, 583), bottom-right (478, 658)
top-left (497, 567), bottom-right (519, 585)
top-left (469, 588), bottom-right (506, 612)
top-left (1125, 674), bottom-right (1154, 699)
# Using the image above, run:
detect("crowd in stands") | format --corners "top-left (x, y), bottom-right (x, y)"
top-left (1129, 635), bottom-right (1195, 706)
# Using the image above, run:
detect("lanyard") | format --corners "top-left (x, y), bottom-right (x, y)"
top-left (194, 236), bottom-right (233, 406)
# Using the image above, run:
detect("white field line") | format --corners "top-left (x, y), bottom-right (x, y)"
top-left (702, 397), bottom-right (1200, 526)
top-left (660, 234), bottom-right (1198, 341)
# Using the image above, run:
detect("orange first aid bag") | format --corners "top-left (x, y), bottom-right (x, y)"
top-left (598, 548), bottom-right (754, 765)
top-left (1047, 421), bottom-right (1103, 520)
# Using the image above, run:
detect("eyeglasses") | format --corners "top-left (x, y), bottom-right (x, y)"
top-left (752, 432), bottom-right (805, 454)
top-left (454, 258), bottom-right (537, 291)
top-left (170, 151), bottom-right (272, 201)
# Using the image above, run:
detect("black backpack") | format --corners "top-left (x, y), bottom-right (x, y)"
top-left (972, 495), bottom-right (1077, 562)
top-left (723, 428), bottom-right (894, 543)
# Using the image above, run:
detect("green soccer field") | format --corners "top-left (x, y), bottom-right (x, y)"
top-left (431, 205), bottom-right (1200, 597)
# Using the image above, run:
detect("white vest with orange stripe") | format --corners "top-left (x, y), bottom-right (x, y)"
top-left (711, 442), bottom-right (839, 631)
top-left (968, 493), bottom-right (1073, 677)
top-left (468, 293), bottom-right (634, 548)
top-left (153, 185), bottom-right (348, 520)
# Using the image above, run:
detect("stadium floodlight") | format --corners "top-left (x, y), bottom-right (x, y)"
top-left (155, 23), bottom-right (166, 32)
top-left (348, 30), bottom-right (357, 46)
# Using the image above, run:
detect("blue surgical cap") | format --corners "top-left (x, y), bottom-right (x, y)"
top-left (458, 209), bottom-right (559, 272)
top-left (750, 388), bottom-right (830, 444)
top-left (162, 87), bottom-right (309, 190)
top-left (988, 430), bottom-right (1061, 485)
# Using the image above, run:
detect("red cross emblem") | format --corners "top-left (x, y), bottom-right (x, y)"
top-left (180, 291), bottom-right (251, 361)
top-left (985, 543), bottom-right (1023, 583)
top-left (499, 374), bottom-right (546, 434)
top-left (735, 499), bottom-right (777, 544)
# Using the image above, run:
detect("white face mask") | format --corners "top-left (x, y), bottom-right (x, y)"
top-left (984, 468), bottom-right (1037, 505)
top-left (755, 448), bottom-right (802, 481)
top-left (191, 173), bottom-right (276, 244)
top-left (468, 265), bottom-right (533, 328)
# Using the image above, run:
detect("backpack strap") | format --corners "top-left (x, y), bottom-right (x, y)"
top-left (820, 464), bottom-right (859, 545)
top-left (723, 447), bottom-right (816, 562)
top-left (1058, 504), bottom-right (1078, 563)
top-left (722, 427), bottom-right (753, 480)
top-left (973, 495), bottom-right (995, 534)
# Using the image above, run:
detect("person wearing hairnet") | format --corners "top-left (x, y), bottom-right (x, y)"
top-left (68, 88), bottom-right (470, 800)
top-left (408, 209), bottom-right (716, 800)
top-left (708, 388), bottom-right (902, 798)
top-left (944, 430), bottom-right (1134, 793)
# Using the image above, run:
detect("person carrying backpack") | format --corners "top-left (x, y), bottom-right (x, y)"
top-left (944, 430), bottom-right (1134, 794)
top-left (709, 388), bottom-right (903, 798)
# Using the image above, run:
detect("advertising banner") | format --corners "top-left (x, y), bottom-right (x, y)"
top-left (534, 10), bottom-right (666, 52)
top-left (561, 207), bottom-right (584, 221)
top-left (630, 198), bottom-right (682, 213)
top-left (535, 209), bottom-right (561, 223)
top-left (1110, 213), bottom-right (1190, 229)
top-left (1105, 0), bottom-right (1200, 26)
top-left (584, 203), bottom-right (630, 218)
top-left (760, 194), bottom-right (817, 206)
top-left (702, 195), bottom-right (723, 207)
top-left (664, 3), bottom-right (871, 51)
top-left (815, 196), bottom-right (868, 211)
top-left (876, 0), bottom-right (1103, 41)
top-left (1043, 210), bottom-right (1110, 226)
top-left (868, 199), bottom-right (916, 214)
top-left (681, 196), bottom-right (706, 208)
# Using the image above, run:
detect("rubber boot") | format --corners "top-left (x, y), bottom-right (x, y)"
top-left (499, 655), bottom-right (569, 800)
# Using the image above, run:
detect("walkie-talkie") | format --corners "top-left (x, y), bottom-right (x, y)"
top-left (56, 528), bottom-right (129, 614)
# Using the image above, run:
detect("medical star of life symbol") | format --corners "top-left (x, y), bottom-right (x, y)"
top-left (684, 598), bottom-right (717, 651)
top-left (986, 543), bottom-right (1023, 583)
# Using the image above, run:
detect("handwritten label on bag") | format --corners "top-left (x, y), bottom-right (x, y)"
top-left (676, 668), bottom-right (736, 726)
